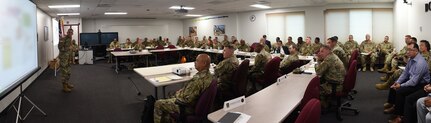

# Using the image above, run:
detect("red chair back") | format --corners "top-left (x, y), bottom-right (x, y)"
top-left (156, 45), bottom-right (164, 49)
top-left (348, 50), bottom-right (359, 70)
top-left (113, 48), bottom-right (122, 51)
top-left (280, 60), bottom-right (301, 74)
top-left (299, 76), bottom-right (320, 109)
top-left (295, 98), bottom-right (321, 123)
top-left (261, 57), bottom-right (281, 87)
top-left (233, 60), bottom-right (250, 97)
top-left (168, 45), bottom-right (176, 49)
top-left (249, 43), bottom-right (260, 52)
top-left (189, 79), bottom-right (218, 122)
top-left (342, 60), bottom-right (357, 93)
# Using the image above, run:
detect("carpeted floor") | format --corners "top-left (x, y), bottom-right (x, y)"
top-left (0, 60), bottom-right (393, 123)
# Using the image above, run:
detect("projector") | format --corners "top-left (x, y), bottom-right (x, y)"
top-left (172, 67), bottom-right (189, 75)
top-left (175, 9), bottom-right (188, 14)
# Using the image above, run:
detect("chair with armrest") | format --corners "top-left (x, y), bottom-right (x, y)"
top-left (299, 76), bottom-right (320, 109)
top-left (294, 98), bottom-right (321, 123)
top-left (330, 60), bottom-right (359, 121)
top-left (174, 79), bottom-right (218, 123)
top-left (255, 57), bottom-right (282, 89)
top-left (280, 60), bottom-right (302, 75)
top-left (233, 59), bottom-right (250, 98)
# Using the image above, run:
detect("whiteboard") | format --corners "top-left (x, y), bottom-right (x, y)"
top-left (101, 25), bottom-right (168, 42)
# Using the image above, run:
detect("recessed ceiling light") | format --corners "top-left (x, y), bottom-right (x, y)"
top-left (250, 4), bottom-right (271, 9)
top-left (48, 5), bottom-right (80, 8)
top-left (185, 14), bottom-right (202, 17)
top-left (57, 13), bottom-right (80, 16)
top-left (169, 6), bottom-right (194, 10)
top-left (104, 12), bottom-right (128, 15)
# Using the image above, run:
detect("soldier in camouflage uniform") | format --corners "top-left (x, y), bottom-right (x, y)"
top-left (109, 38), bottom-right (120, 49)
top-left (380, 35), bottom-right (412, 74)
top-left (280, 45), bottom-right (299, 70)
top-left (327, 37), bottom-right (348, 68)
top-left (133, 39), bottom-right (145, 50)
top-left (214, 45), bottom-right (239, 107)
top-left (200, 36), bottom-right (213, 49)
top-left (213, 37), bottom-right (223, 50)
top-left (154, 54), bottom-right (212, 123)
top-left (297, 37), bottom-right (305, 51)
top-left (70, 39), bottom-right (78, 64)
top-left (141, 38), bottom-right (150, 48)
top-left (300, 37), bottom-right (314, 56)
top-left (315, 45), bottom-right (346, 107)
top-left (157, 36), bottom-right (166, 46)
top-left (377, 36), bottom-right (394, 73)
top-left (344, 35), bottom-right (359, 59)
top-left (360, 34), bottom-right (377, 71)
top-left (259, 38), bottom-right (270, 52)
top-left (191, 37), bottom-right (202, 48)
top-left (123, 38), bottom-right (133, 49)
top-left (285, 36), bottom-right (296, 48)
top-left (249, 44), bottom-right (272, 90)
top-left (237, 40), bottom-right (250, 52)
top-left (221, 35), bottom-right (230, 47)
top-left (58, 29), bottom-right (75, 93)
top-left (176, 36), bottom-right (184, 47)
top-left (312, 37), bottom-right (323, 54)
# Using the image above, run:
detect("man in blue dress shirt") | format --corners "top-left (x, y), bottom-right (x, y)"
top-left (387, 43), bottom-right (430, 123)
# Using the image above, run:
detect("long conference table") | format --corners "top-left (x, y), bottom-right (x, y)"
top-left (133, 59), bottom-right (255, 99)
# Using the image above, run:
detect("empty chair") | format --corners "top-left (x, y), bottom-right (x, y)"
top-left (280, 60), bottom-right (302, 75)
top-left (348, 49), bottom-right (359, 70)
top-left (233, 59), bottom-right (250, 97)
top-left (295, 98), bottom-right (321, 123)
top-left (256, 57), bottom-right (282, 89)
top-left (331, 60), bottom-right (359, 121)
top-left (299, 76), bottom-right (320, 109)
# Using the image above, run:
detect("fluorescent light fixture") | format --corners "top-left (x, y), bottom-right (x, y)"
top-left (169, 6), bottom-right (194, 10)
top-left (104, 12), bottom-right (128, 15)
top-left (48, 5), bottom-right (80, 8)
top-left (57, 13), bottom-right (80, 16)
top-left (250, 4), bottom-right (271, 9)
top-left (185, 14), bottom-right (202, 17)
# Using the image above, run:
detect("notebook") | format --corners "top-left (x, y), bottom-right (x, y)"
top-left (218, 112), bottom-right (241, 123)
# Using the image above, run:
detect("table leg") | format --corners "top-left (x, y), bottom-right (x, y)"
top-left (115, 56), bottom-right (119, 74)
top-left (155, 54), bottom-right (158, 66)
top-left (154, 87), bottom-right (158, 99)
top-left (162, 86), bottom-right (166, 99)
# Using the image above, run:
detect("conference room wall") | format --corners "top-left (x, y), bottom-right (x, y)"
top-left (82, 19), bottom-right (183, 44)
top-left (183, 3), bottom-right (393, 45)
top-left (393, 0), bottom-right (431, 51)
top-left (0, 9), bottom-right (54, 112)
top-left (181, 13), bottom-right (239, 42)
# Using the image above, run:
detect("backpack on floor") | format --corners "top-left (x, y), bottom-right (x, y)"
top-left (141, 95), bottom-right (156, 123)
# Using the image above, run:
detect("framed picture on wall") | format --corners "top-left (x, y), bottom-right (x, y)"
top-left (214, 25), bottom-right (225, 36)
top-left (189, 26), bottom-right (197, 36)
top-left (44, 26), bottom-right (49, 41)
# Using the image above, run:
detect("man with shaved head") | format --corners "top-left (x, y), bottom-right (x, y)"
top-left (154, 54), bottom-right (213, 123)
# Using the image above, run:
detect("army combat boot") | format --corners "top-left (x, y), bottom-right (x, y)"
top-left (63, 82), bottom-right (72, 93)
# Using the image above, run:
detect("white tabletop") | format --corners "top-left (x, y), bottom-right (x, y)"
top-left (111, 50), bottom-right (152, 57)
top-left (134, 63), bottom-right (199, 87)
top-left (207, 74), bottom-right (315, 123)
top-left (150, 48), bottom-right (187, 53)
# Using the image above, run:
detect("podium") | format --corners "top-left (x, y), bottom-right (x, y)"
top-left (79, 50), bottom-right (93, 64)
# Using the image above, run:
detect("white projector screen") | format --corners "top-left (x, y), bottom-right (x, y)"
top-left (0, 0), bottom-right (38, 99)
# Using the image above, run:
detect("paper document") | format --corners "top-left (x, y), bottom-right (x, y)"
top-left (399, 66), bottom-right (405, 70)
top-left (167, 75), bottom-right (183, 80)
top-left (361, 52), bottom-right (371, 55)
top-left (152, 77), bottom-right (172, 83)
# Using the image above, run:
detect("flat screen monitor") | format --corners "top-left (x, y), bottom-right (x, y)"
top-left (100, 32), bottom-right (118, 46)
top-left (80, 33), bottom-right (99, 47)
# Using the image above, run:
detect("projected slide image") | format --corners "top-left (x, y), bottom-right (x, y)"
top-left (0, 0), bottom-right (38, 96)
